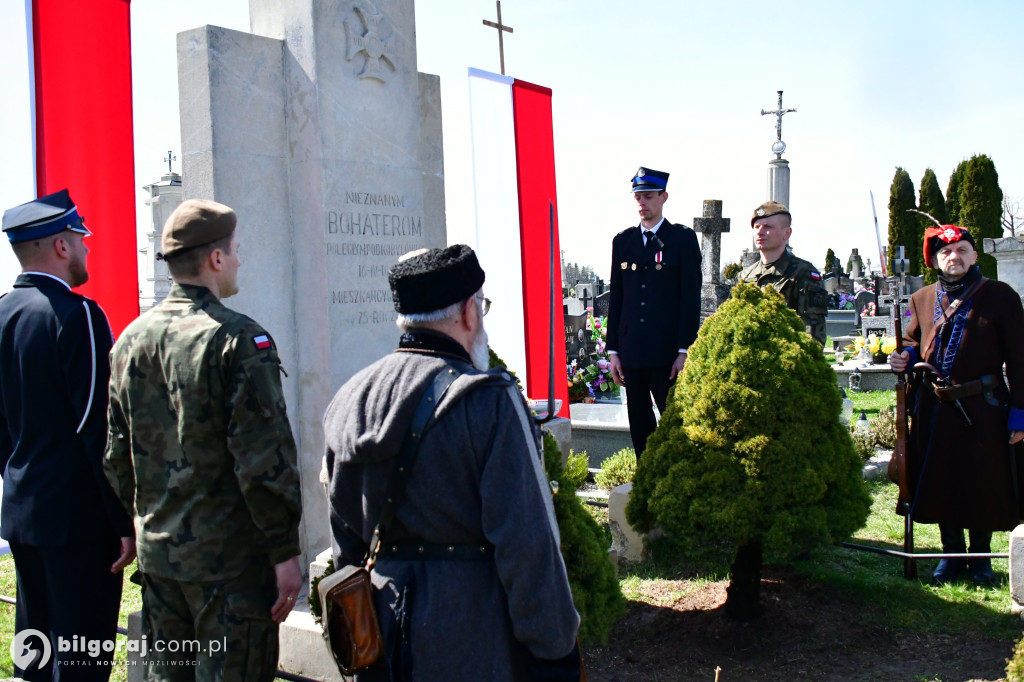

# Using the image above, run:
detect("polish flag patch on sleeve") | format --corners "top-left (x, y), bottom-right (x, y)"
top-left (253, 334), bottom-right (272, 350)
top-left (810, 272), bottom-right (821, 281)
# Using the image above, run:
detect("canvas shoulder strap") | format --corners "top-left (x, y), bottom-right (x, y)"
top-left (364, 362), bottom-right (463, 566)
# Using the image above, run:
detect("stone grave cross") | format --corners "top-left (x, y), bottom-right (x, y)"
top-left (878, 246), bottom-right (911, 326)
top-left (693, 199), bottom-right (730, 285)
top-left (693, 199), bottom-right (732, 320)
top-left (482, 0), bottom-right (514, 75)
top-left (579, 287), bottom-right (592, 310)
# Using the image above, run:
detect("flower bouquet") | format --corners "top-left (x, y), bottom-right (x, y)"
top-left (848, 334), bottom-right (897, 364)
top-left (582, 310), bottom-right (620, 398)
top-left (567, 360), bottom-right (592, 403)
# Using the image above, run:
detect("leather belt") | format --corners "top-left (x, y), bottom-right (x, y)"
top-left (379, 541), bottom-right (494, 561)
top-left (931, 373), bottom-right (1001, 403)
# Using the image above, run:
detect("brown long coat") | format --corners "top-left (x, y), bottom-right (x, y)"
top-left (903, 276), bottom-right (1024, 531)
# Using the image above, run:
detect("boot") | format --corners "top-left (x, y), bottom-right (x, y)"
top-left (932, 524), bottom-right (967, 584)
top-left (968, 530), bottom-right (996, 586)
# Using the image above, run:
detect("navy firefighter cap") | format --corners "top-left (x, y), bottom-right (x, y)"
top-left (631, 167), bottom-right (669, 193)
top-left (2, 189), bottom-right (91, 244)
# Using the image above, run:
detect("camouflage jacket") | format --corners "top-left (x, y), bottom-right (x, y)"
top-left (104, 283), bottom-right (301, 581)
top-left (740, 249), bottom-right (828, 344)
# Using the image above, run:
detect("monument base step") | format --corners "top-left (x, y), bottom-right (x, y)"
top-left (278, 606), bottom-right (348, 682)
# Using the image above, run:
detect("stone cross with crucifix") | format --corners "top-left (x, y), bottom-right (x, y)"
top-left (761, 90), bottom-right (796, 159)
top-left (482, 0), bottom-right (514, 75)
top-left (877, 245), bottom-right (911, 338)
top-left (693, 199), bottom-right (733, 320)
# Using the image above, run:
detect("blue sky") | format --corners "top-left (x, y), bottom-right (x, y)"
top-left (3, 0), bottom-right (1022, 286)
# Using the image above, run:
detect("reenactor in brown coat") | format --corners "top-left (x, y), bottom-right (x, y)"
top-left (890, 225), bottom-right (1024, 584)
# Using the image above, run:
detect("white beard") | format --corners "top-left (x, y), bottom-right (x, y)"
top-left (470, 326), bottom-right (490, 372)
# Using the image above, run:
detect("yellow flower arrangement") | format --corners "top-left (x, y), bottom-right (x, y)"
top-left (851, 334), bottom-right (898, 357)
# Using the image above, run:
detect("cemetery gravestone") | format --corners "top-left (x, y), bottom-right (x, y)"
top-left (853, 289), bottom-right (875, 326)
top-left (692, 199), bottom-right (731, 321)
top-left (564, 313), bottom-right (590, 364)
top-left (593, 290), bottom-right (610, 319)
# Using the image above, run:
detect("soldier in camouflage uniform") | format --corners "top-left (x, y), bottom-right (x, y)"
top-left (739, 201), bottom-right (828, 345)
top-left (104, 199), bottom-right (302, 682)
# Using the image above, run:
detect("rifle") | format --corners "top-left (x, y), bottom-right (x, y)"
top-left (885, 276), bottom-right (916, 579)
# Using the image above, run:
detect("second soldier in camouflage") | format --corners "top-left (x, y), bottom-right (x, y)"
top-left (104, 199), bottom-right (302, 682)
top-left (739, 201), bottom-right (828, 345)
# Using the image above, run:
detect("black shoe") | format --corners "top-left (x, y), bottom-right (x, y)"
top-left (968, 557), bottom-right (996, 586)
top-left (932, 558), bottom-right (967, 584)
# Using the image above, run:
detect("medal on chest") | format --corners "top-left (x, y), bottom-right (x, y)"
top-left (655, 251), bottom-right (663, 270)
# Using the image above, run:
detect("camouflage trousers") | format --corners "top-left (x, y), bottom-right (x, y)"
top-left (139, 562), bottom-right (278, 682)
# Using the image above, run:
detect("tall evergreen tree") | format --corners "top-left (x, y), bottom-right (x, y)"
top-left (824, 248), bottom-right (837, 273)
top-left (887, 167), bottom-right (920, 274)
top-left (959, 154), bottom-right (1003, 279)
top-left (946, 159), bottom-right (968, 225)
top-left (919, 169), bottom-right (948, 284)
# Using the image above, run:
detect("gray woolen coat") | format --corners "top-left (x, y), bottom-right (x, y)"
top-left (324, 342), bottom-right (580, 681)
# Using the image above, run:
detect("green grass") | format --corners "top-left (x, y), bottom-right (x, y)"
top-left (618, 478), bottom-right (1022, 641)
top-left (849, 389), bottom-right (896, 422)
top-left (0, 557), bottom-right (141, 681)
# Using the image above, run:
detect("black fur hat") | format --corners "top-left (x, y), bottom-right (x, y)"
top-left (389, 244), bottom-right (486, 314)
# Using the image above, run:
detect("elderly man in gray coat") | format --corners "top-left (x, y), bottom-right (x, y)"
top-left (324, 244), bottom-right (582, 681)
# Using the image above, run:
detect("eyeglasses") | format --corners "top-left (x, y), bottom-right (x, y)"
top-left (475, 295), bottom-right (491, 317)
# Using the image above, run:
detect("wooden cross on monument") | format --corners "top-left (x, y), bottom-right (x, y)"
top-left (482, 0), bottom-right (514, 76)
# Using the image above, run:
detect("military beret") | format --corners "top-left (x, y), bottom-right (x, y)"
top-left (389, 244), bottom-right (486, 315)
top-left (751, 201), bottom-right (791, 227)
top-left (631, 167), bottom-right (669, 193)
top-left (923, 225), bottom-right (975, 269)
top-left (161, 199), bottom-right (237, 259)
top-left (2, 189), bottom-right (91, 244)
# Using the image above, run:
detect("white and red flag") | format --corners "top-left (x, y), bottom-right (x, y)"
top-left (468, 68), bottom-right (569, 417)
top-left (0, 0), bottom-right (139, 335)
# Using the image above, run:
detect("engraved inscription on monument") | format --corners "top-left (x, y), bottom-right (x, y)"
top-left (325, 188), bottom-right (426, 329)
top-left (344, 2), bottom-right (396, 82)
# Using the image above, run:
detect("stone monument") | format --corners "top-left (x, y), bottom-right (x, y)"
top-left (761, 90), bottom-right (796, 208)
top-left (178, 0), bottom-right (446, 573)
top-left (138, 157), bottom-right (183, 313)
top-left (693, 199), bottom-right (731, 322)
top-left (985, 236), bottom-right (1024, 302)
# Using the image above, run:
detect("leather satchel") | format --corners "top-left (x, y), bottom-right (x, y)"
top-left (317, 564), bottom-right (383, 674)
top-left (318, 363), bottom-right (463, 675)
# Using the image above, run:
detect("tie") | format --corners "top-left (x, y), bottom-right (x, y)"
top-left (643, 230), bottom-right (654, 246)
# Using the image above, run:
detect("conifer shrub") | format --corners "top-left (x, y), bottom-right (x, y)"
top-left (626, 283), bottom-right (871, 619)
top-left (543, 432), bottom-right (626, 644)
top-left (1006, 634), bottom-right (1024, 682)
top-left (564, 451), bottom-right (590, 489)
top-left (594, 447), bottom-right (636, 490)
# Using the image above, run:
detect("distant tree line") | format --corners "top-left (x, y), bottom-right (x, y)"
top-left (818, 156), bottom-right (1014, 282)
top-left (885, 155), bottom-right (1005, 281)
top-left (564, 261), bottom-right (597, 286)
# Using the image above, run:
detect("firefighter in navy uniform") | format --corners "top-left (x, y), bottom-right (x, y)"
top-left (0, 189), bottom-right (135, 682)
top-left (607, 167), bottom-right (702, 457)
